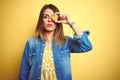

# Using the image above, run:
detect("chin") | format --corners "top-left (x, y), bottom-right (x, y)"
top-left (45, 27), bottom-right (56, 32)
top-left (45, 29), bottom-right (55, 32)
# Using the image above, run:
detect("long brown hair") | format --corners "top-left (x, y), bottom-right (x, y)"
top-left (35, 4), bottom-right (66, 46)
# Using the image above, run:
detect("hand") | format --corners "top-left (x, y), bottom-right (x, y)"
top-left (54, 12), bottom-right (73, 25)
top-left (54, 12), bottom-right (83, 35)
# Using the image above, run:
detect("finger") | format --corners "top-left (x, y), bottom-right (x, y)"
top-left (55, 12), bottom-right (61, 15)
top-left (62, 14), bottom-right (67, 19)
top-left (63, 14), bottom-right (66, 17)
top-left (55, 20), bottom-right (67, 24)
top-left (55, 20), bottom-right (63, 23)
top-left (55, 12), bottom-right (64, 18)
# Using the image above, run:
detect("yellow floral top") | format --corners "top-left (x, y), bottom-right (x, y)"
top-left (41, 48), bottom-right (57, 80)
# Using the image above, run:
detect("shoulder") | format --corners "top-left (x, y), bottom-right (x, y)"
top-left (25, 37), bottom-right (42, 46)
top-left (65, 36), bottom-right (72, 40)
top-left (65, 36), bottom-right (73, 42)
top-left (24, 37), bottom-right (43, 50)
top-left (27, 37), bottom-right (42, 43)
top-left (23, 37), bottom-right (35, 49)
top-left (27, 37), bottom-right (36, 44)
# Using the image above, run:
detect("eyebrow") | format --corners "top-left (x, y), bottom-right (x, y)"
top-left (43, 14), bottom-right (54, 16)
top-left (43, 14), bottom-right (49, 16)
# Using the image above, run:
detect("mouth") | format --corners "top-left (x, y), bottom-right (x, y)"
top-left (47, 24), bottom-right (53, 27)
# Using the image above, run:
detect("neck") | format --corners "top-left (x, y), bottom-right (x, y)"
top-left (45, 31), bottom-right (54, 48)
top-left (45, 31), bottom-right (54, 42)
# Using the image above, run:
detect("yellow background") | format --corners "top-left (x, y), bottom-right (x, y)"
top-left (0, 0), bottom-right (120, 80)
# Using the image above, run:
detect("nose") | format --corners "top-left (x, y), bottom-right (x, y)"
top-left (48, 17), bottom-right (52, 22)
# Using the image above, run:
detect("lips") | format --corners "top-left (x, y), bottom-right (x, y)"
top-left (47, 24), bottom-right (53, 27)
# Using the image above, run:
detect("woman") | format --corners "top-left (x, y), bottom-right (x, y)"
top-left (19, 4), bottom-right (92, 80)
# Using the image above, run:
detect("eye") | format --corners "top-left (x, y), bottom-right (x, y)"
top-left (43, 14), bottom-right (49, 19)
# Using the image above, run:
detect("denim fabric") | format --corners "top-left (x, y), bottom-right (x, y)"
top-left (19, 31), bottom-right (92, 80)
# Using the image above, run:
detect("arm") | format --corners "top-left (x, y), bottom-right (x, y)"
top-left (55, 12), bottom-right (92, 53)
top-left (55, 12), bottom-right (83, 35)
top-left (66, 16), bottom-right (92, 52)
top-left (19, 41), bottom-right (30, 80)
top-left (68, 31), bottom-right (92, 53)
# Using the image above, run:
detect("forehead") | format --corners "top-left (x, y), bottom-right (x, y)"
top-left (44, 8), bottom-right (54, 15)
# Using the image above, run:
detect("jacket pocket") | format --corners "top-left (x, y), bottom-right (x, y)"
top-left (29, 52), bottom-right (36, 66)
top-left (59, 49), bottom-right (70, 62)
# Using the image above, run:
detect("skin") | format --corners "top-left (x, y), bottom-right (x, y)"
top-left (43, 9), bottom-right (57, 33)
top-left (43, 8), bottom-right (56, 48)
top-left (43, 8), bottom-right (83, 48)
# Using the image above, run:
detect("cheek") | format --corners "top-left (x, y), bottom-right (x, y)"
top-left (43, 19), bottom-right (48, 25)
top-left (53, 23), bottom-right (57, 28)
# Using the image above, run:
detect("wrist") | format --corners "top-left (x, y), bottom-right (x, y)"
top-left (69, 22), bottom-right (75, 27)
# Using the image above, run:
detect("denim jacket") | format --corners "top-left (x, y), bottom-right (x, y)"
top-left (19, 31), bottom-right (92, 80)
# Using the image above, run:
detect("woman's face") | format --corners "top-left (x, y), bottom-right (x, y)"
top-left (43, 8), bottom-right (56, 32)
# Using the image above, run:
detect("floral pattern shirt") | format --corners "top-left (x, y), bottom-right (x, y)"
top-left (41, 48), bottom-right (57, 80)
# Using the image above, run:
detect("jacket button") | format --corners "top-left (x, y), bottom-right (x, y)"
top-left (43, 44), bottom-right (45, 46)
top-left (60, 51), bottom-right (63, 54)
top-left (38, 77), bottom-right (40, 80)
top-left (39, 65), bottom-right (41, 68)
top-left (29, 54), bottom-right (32, 57)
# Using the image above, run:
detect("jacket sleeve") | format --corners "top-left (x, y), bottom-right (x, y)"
top-left (68, 30), bottom-right (92, 53)
top-left (19, 41), bottom-right (30, 80)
